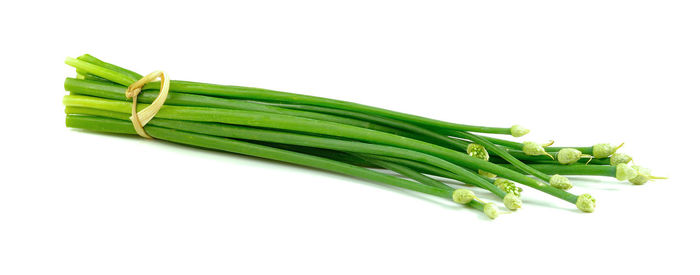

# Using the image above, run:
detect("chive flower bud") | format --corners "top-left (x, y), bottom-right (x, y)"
top-left (452, 189), bottom-right (476, 204)
top-left (522, 141), bottom-right (555, 159)
top-left (549, 174), bottom-right (573, 190)
top-left (483, 203), bottom-right (499, 219)
top-left (479, 170), bottom-right (497, 178)
top-left (629, 165), bottom-right (667, 185)
top-left (467, 143), bottom-right (489, 160)
top-left (503, 193), bottom-right (522, 210)
top-left (592, 143), bottom-right (612, 158)
top-left (494, 178), bottom-right (522, 197)
top-left (615, 163), bottom-right (638, 181)
top-left (467, 143), bottom-right (496, 178)
top-left (510, 125), bottom-right (530, 137)
top-left (593, 143), bottom-right (624, 158)
top-left (576, 194), bottom-right (596, 213)
top-left (557, 148), bottom-right (583, 165)
top-left (628, 166), bottom-right (651, 185)
top-left (610, 153), bottom-right (633, 166)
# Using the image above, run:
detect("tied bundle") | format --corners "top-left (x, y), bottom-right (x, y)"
top-left (63, 54), bottom-right (664, 219)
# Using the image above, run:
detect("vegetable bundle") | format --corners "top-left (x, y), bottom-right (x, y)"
top-left (63, 54), bottom-right (662, 219)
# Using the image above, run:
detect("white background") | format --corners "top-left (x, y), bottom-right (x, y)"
top-left (1, 1), bottom-right (698, 274)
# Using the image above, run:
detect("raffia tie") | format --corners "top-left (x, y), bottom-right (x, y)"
top-left (125, 71), bottom-right (170, 138)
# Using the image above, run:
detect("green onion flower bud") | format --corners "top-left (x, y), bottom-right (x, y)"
top-left (576, 194), bottom-right (596, 213)
top-left (510, 125), bottom-right (530, 137)
top-left (494, 178), bottom-right (522, 197)
top-left (503, 193), bottom-right (522, 210)
top-left (629, 165), bottom-right (652, 185)
top-left (467, 143), bottom-right (497, 178)
top-left (615, 163), bottom-right (638, 181)
top-left (593, 143), bottom-right (624, 158)
top-left (479, 170), bottom-right (497, 178)
top-left (483, 203), bottom-right (499, 219)
top-left (609, 153), bottom-right (633, 166)
top-left (628, 166), bottom-right (666, 185)
top-left (557, 148), bottom-right (583, 165)
top-left (522, 141), bottom-right (544, 155)
top-left (549, 174), bottom-right (572, 190)
top-left (467, 143), bottom-right (489, 160)
top-left (592, 143), bottom-right (612, 158)
top-left (452, 189), bottom-right (476, 204)
top-left (522, 141), bottom-right (554, 159)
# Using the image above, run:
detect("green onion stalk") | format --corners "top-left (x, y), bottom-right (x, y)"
top-left (61, 54), bottom-right (662, 216)
top-left (63, 95), bottom-right (584, 210)
top-left (65, 104), bottom-right (524, 207)
top-left (65, 75), bottom-right (608, 173)
top-left (67, 114), bottom-right (507, 218)
top-left (67, 55), bottom-right (521, 136)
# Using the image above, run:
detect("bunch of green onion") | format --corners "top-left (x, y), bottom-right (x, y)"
top-left (62, 54), bottom-right (663, 219)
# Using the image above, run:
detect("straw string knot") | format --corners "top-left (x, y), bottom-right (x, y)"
top-left (125, 71), bottom-right (170, 138)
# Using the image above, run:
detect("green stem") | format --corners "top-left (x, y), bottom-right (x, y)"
top-left (65, 115), bottom-right (455, 199)
top-left (242, 142), bottom-right (494, 190)
top-left (366, 155), bottom-right (497, 185)
top-left (64, 77), bottom-right (409, 136)
top-left (61, 96), bottom-right (504, 176)
top-left (251, 144), bottom-right (492, 187)
top-left (263, 102), bottom-right (468, 151)
top-left (353, 154), bottom-right (453, 190)
top-left (258, 143), bottom-right (377, 168)
top-left (77, 54), bottom-right (142, 81)
top-left (64, 95), bottom-right (579, 203)
top-left (490, 155), bottom-right (610, 165)
top-left (368, 155), bottom-right (464, 181)
top-left (354, 154), bottom-right (486, 211)
top-left (474, 134), bottom-right (593, 154)
top-left (64, 55), bottom-right (586, 207)
top-left (500, 164), bottom-right (617, 177)
top-left (451, 131), bottom-right (553, 182)
top-left (65, 55), bottom-right (514, 135)
top-left (65, 106), bottom-right (506, 198)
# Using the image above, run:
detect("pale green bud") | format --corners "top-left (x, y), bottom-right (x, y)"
top-left (478, 170), bottom-right (497, 178)
top-left (467, 143), bottom-right (489, 161)
top-left (549, 174), bottom-right (573, 190)
top-left (557, 148), bottom-right (582, 165)
top-left (523, 141), bottom-right (544, 155)
top-left (522, 141), bottom-right (554, 159)
top-left (483, 203), bottom-right (499, 219)
top-left (610, 153), bottom-right (633, 166)
top-left (468, 144), bottom-right (494, 177)
top-left (452, 189), bottom-right (476, 204)
top-left (510, 125), bottom-right (530, 137)
top-left (593, 143), bottom-right (624, 158)
top-left (629, 165), bottom-right (652, 185)
top-left (576, 194), bottom-right (596, 213)
top-left (615, 163), bottom-right (638, 181)
top-left (503, 193), bottom-right (522, 210)
top-left (494, 178), bottom-right (522, 197)
top-left (593, 143), bottom-right (612, 158)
